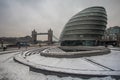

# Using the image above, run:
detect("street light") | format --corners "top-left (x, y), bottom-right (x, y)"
top-left (1, 40), bottom-right (3, 48)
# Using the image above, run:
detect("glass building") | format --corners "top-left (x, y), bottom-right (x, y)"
top-left (103, 26), bottom-right (120, 41)
top-left (60, 6), bottom-right (107, 46)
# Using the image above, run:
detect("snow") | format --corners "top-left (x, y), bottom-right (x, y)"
top-left (26, 54), bottom-right (105, 70)
top-left (0, 52), bottom-right (20, 62)
top-left (0, 59), bottom-right (116, 80)
top-left (30, 71), bottom-right (115, 80)
top-left (0, 51), bottom-right (30, 80)
top-left (0, 60), bottom-right (30, 80)
top-left (86, 50), bottom-right (120, 70)
top-left (42, 47), bottom-right (65, 53)
top-left (0, 48), bottom-right (119, 80)
top-left (24, 49), bottom-right (120, 76)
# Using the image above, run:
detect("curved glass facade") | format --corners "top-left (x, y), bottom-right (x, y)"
top-left (60, 6), bottom-right (107, 46)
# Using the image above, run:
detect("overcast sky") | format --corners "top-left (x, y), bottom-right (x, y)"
top-left (0, 0), bottom-right (120, 40)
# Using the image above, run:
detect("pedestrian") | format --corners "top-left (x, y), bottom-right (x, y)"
top-left (3, 46), bottom-right (7, 51)
top-left (25, 45), bottom-right (27, 50)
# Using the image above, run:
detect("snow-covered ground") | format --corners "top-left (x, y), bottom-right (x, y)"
top-left (26, 54), bottom-right (106, 70)
top-left (26, 49), bottom-right (120, 71)
top-left (0, 48), bottom-right (119, 80)
top-left (85, 50), bottom-right (120, 70)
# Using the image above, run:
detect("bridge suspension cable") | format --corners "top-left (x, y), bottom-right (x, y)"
top-left (53, 35), bottom-right (59, 41)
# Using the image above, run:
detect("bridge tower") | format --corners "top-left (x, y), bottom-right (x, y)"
top-left (48, 29), bottom-right (53, 45)
top-left (32, 29), bottom-right (37, 44)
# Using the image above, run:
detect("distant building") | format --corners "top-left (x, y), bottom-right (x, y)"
top-left (103, 26), bottom-right (120, 41)
top-left (0, 37), bottom-right (17, 44)
top-left (60, 6), bottom-right (107, 46)
top-left (0, 36), bottom-right (32, 45)
top-left (17, 36), bottom-right (32, 43)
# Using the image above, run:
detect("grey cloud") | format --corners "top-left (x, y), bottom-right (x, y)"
top-left (0, 0), bottom-right (120, 40)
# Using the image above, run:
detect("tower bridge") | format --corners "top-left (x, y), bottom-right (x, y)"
top-left (32, 29), bottom-right (53, 44)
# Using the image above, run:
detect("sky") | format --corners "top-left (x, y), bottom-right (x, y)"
top-left (0, 0), bottom-right (120, 40)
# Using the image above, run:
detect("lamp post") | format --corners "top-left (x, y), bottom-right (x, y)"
top-left (1, 40), bottom-right (3, 48)
top-left (115, 33), bottom-right (120, 47)
top-left (117, 34), bottom-right (120, 47)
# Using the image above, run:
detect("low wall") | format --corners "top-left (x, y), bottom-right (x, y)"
top-left (41, 46), bottom-right (110, 58)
